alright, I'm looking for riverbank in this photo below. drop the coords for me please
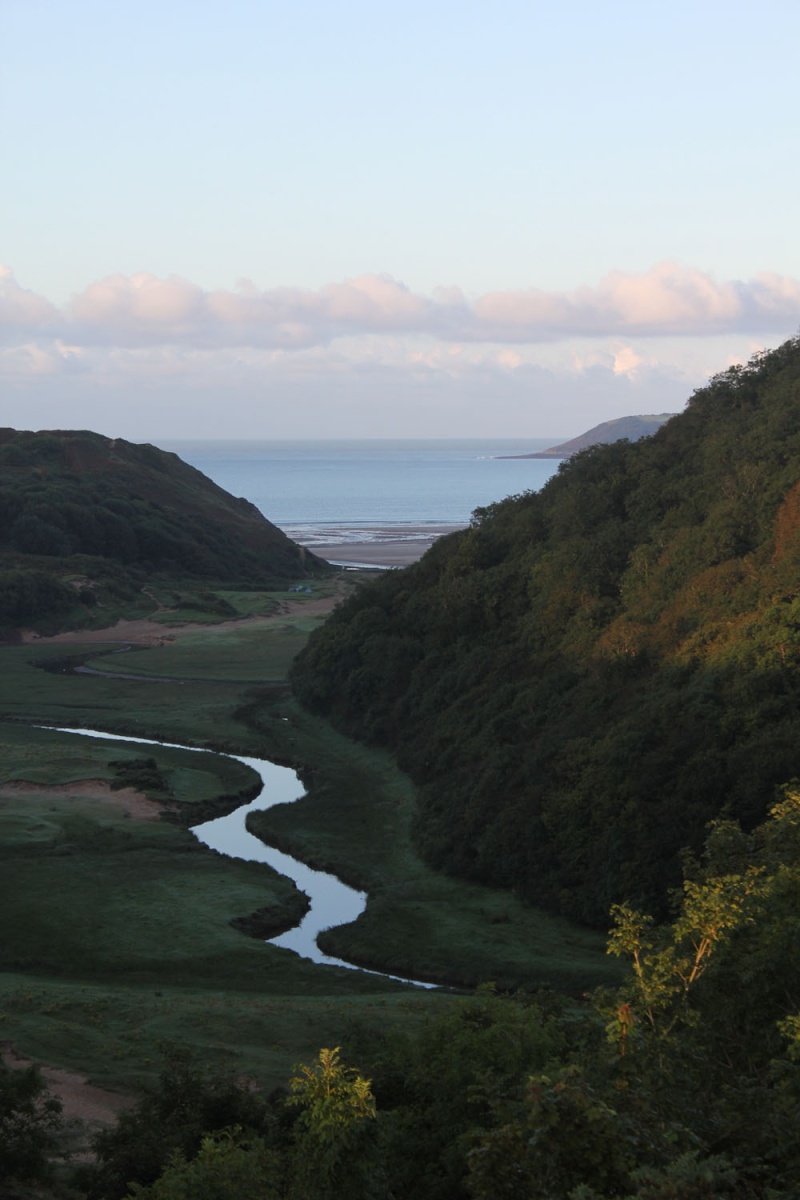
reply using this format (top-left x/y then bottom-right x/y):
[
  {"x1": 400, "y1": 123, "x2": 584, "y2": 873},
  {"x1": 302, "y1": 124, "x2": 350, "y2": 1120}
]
[{"x1": 0, "y1": 587, "x2": 618, "y2": 1102}]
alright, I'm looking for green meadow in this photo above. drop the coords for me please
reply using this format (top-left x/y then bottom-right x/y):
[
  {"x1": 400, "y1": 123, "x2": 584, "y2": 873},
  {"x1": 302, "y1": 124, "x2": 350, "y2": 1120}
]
[
  {"x1": 0, "y1": 586, "x2": 616, "y2": 1094},
  {"x1": 83, "y1": 618, "x2": 328, "y2": 682},
  {"x1": 247, "y1": 704, "x2": 614, "y2": 993}
]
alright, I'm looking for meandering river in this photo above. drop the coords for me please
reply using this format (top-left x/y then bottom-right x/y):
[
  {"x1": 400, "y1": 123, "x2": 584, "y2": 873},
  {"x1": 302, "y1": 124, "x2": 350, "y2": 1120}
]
[{"x1": 46, "y1": 726, "x2": 436, "y2": 989}]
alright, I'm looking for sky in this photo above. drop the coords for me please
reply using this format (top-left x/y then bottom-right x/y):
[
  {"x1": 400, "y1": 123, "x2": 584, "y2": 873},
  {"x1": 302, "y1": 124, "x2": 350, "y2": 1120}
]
[{"x1": 2, "y1": 0, "x2": 799, "y2": 441}]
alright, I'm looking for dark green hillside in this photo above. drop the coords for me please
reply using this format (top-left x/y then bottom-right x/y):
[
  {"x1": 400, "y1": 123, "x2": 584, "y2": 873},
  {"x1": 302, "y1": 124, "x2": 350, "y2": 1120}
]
[
  {"x1": 291, "y1": 336, "x2": 800, "y2": 925},
  {"x1": 0, "y1": 428, "x2": 331, "y2": 629}
]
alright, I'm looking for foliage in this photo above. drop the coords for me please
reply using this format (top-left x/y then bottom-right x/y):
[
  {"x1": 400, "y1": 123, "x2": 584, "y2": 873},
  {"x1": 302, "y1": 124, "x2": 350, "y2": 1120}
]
[
  {"x1": 291, "y1": 337, "x2": 800, "y2": 923},
  {"x1": 467, "y1": 1064, "x2": 640, "y2": 1200},
  {"x1": 108, "y1": 756, "x2": 172, "y2": 796},
  {"x1": 0, "y1": 1058, "x2": 62, "y2": 1188},
  {"x1": 287, "y1": 1046, "x2": 380, "y2": 1200},
  {"x1": 607, "y1": 863, "x2": 765, "y2": 1035},
  {"x1": 360, "y1": 986, "x2": 565, "y2": 1200},
  {"x1": 0, "y1": 567, "x2": 76, "y2": 629},
  {"x1": 126, "y1": 1128, "x2": 284, "y2": 1200},
  {"x1": 0, "y1": 428, "x2": 331, "y2": 630},
  {"x1": 606, "y1": 788, "x2": 800, "y2": 1049},
  {"x1": 288, "y1": 1045, "x2": 376, "y2": 1130},
  {"x1": 84, "y1": 1048, "x2": 272, "y2": 1199},
  {"x1": 29, "y1": 792, "x2": 800, "y2": 1199}
]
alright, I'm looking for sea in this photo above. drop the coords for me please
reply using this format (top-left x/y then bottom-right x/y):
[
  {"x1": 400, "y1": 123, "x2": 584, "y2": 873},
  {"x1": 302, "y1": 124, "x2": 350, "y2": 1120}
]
[{"x1": 158, "y1": 438, "x2": 563, "y2": 551}]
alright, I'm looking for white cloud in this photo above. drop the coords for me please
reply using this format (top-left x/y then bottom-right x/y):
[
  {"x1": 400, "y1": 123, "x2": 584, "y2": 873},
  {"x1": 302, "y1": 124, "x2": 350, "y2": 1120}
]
[
  {"x1": 610, "y1": 346, "x2": 652, "y2": 377},
  {"x1": 2, "y1": 262, "x2": 798, "y2": 351},
  {"x1": 0, "y1": 331, "x2": 694, "y2": 440},
  {"x1": 0, "y1": 266, "x2": 60, "y2": 338},
  {"x1": 2, "y1": 262, "x2": 796, "y2": 439}
]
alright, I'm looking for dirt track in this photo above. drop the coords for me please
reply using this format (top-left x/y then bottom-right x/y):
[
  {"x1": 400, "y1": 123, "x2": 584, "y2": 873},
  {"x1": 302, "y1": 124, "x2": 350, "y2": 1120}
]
[{"x1": 20, "y1": 590, "x2": 344, "y2": 648}]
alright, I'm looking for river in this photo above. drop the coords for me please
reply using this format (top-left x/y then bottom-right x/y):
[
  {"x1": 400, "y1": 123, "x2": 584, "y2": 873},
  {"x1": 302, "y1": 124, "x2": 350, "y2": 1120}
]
[{"x1": 45, "y1": 726, "x2": 436, "y2": 989}]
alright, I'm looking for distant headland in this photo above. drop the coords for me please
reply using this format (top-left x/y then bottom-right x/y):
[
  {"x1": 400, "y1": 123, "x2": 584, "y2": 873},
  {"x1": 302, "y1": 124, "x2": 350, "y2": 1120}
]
[{"x1": 499, "y1": 413, "x2": 677, "y2": 458}]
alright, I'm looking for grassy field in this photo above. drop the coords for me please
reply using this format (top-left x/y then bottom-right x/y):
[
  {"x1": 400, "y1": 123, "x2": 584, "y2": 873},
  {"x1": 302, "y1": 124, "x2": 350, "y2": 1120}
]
[
  {"x1": 0, "y1": 642, "x2": 271, "y2": 750},
  {"x1": 0, "y1": 971, "x2": 439, "y2": 1093},
  {"x1": 245, "y1": 701, "x2": 615, "y2": 993},
  {"x1": 82, "y1": 618, "x2": 327, "y2": 682},
  {"x1": 0, "y1": 784, "x2": 310, "y2": 984},
  {"x1": 0, "y1": 586, "x2": 617, "y2": 1094},
  {"x1": 0, "y1": 721, "x2": 256, "y2": 802}
]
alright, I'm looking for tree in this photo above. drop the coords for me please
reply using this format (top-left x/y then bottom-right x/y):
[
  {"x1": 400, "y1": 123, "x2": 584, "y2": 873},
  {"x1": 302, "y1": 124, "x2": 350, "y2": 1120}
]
[
  {"x1": 86, "y1": 1047, "x2": 270, "y2": 1199},
  {"x1": 607, "y1": 863, "x2": 765, "y2": 1038},
  {"x1": 287, "y1": 1047, "x2": 380, "y2": 1200},
  {"x1": 0, "y1": 1058, "x2": 63, "y2": 1188},
  {"x1": 127, "y1": 1127, "x2": 283, "y2": 1200}
]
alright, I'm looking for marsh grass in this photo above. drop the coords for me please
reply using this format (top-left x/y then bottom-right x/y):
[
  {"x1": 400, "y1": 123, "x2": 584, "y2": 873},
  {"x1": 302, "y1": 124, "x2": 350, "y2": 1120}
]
[
  {"x1": 0, "y1": 790, "x2": 309, "y2": 981},
  {"x1": 247, "y1": 700, "x2": 619, "y2": 993},
  {"x1": 0, "y1": 727, "x2": 420, "y2": 1090},
  {"x1": 82, "y1": 620, "x2": 326, "y2": 682},
  {"x1": 0, "y1": 973, "x2": 441, "y2": 1091},
  {"x1": 0, "y1": 722, "x2": 253, "y2": 805},
  {"x1": 0, "y1": 586, "x2": 614, "y2": 1093},
  {"x1": 0, "y1": 644, "x2": 269, "y2": 748}
]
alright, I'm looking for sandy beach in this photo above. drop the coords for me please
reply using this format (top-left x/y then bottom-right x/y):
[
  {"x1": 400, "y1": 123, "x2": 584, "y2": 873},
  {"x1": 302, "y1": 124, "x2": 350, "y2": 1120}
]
[{"x1": 303, "y1": 523, "x2": 465, "y2": 568}]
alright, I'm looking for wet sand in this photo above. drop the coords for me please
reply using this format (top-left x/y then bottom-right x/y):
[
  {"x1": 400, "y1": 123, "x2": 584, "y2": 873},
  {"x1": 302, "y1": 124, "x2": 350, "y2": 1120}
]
[{"x1": 305, "y1": 523, "x2": 465, "y2": 568}]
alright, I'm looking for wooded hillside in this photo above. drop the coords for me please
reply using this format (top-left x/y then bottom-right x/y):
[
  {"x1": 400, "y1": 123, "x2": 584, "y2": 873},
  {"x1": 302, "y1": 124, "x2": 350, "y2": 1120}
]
[
  {"x1": 292, "y1": 337, "x2": 800, "y2": 924},
  {"x1": 0, "y1": 428, "x2": 331, "y2": 630}
]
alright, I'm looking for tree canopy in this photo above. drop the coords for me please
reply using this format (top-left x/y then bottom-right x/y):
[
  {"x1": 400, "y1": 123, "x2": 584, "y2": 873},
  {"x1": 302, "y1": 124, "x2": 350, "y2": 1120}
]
[
  {"x1": 291, "y1": 337, "x2": 800, "y2": 924},
  {"x1": 0, "y1": 428, "x2": 331, "y2": 632}
]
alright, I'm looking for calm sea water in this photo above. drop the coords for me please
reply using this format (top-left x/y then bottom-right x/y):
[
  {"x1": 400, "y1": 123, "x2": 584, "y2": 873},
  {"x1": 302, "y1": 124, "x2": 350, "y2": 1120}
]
[{"x1": 158, "y1": 439, "x2": 562, "y2": 543}]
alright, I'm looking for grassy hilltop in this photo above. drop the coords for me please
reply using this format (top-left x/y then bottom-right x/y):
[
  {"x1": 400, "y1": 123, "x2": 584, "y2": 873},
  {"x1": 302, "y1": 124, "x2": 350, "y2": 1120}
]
[
  {"x1": 291, "y1": 336, "x2": 800, "y2": 924},
  {"x1": 0, "y1": 428, "x2": 331, "y2": 635}
]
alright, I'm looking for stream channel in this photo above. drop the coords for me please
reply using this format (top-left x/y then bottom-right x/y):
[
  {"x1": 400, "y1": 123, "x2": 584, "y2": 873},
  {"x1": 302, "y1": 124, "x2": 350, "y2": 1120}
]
[{"x1": 47, "y1": 726, "x2": 436, "y2": 989}]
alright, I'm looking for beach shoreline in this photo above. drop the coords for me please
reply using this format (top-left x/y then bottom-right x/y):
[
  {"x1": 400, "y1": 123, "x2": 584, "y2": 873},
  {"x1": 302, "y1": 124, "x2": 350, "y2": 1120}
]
[{"x1": 300, "y1": 522, "x2": 465, "y2": 568}]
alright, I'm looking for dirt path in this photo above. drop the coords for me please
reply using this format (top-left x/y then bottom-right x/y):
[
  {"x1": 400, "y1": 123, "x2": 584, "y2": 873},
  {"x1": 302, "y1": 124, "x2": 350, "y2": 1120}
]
[{"x1": 20, "y1": 587, "x2": 345, "y2": 648}]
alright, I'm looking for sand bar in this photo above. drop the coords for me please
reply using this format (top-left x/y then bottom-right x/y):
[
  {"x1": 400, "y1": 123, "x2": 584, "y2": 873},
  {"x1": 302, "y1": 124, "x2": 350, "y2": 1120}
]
[{"x1": 303, "y1": 522, "x2": 466, "y2": 568}]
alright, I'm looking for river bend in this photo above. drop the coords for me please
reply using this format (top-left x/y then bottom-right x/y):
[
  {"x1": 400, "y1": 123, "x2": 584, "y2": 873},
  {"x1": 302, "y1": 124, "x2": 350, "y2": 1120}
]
[{"x1": 45, "y1": 727, "x2": 435, "y2": 989}]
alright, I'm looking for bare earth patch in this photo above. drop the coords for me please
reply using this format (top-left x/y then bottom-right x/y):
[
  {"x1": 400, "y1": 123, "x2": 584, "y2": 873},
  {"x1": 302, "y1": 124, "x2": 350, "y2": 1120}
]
[
  {"x1": 2, "y1": 1042, "x2": 134, "y2": 1133},
  {"x1": 19, "y1": 589, "x2": 344, "y2": 648},
  {"x1": 0, "y1": 779, "x2": 166, "y2": 821}
]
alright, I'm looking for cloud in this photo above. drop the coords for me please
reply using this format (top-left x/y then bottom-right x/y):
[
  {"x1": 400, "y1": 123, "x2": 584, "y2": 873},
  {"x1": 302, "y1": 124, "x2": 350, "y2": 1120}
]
[
  {"x1": 0, "y1": 337, "x2": 693, "y2": 441},
  {"x1": 470, "y1": 264, "x2": 800, "y2": 340},
  {"x1": 2, "y1": 262, "x2": 796, "y2": 440},
  {"x1": 0, "y1": 338, "x2": 85, "y2": 376},
  {"x1": 2, "y1": 262, "x2": 798, "y2": 352},
  {"x1": 0, "y1": 265, "x2": 60, "y2": 337}
]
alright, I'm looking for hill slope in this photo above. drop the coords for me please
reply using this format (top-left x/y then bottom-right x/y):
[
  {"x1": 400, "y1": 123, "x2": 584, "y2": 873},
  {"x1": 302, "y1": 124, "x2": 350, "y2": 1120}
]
[
  {"x1": 0, "y1": 428, "x2": 331, "y2": 630},
  {"x1": 291, "y1": 338, "x2": 800, "y2": 924},
  {"x1": 503, "y1": 413, "x2": 676, "y2": 458}
]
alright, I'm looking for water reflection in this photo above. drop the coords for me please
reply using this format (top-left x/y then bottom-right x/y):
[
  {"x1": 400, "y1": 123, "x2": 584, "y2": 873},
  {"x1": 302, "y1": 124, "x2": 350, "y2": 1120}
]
[
  {"x1": 45, "y1": 727, "x2": 435, "y2": 988},
  {"x1": 191, "y1": 752, "x2": 368, "y2": 965}
]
